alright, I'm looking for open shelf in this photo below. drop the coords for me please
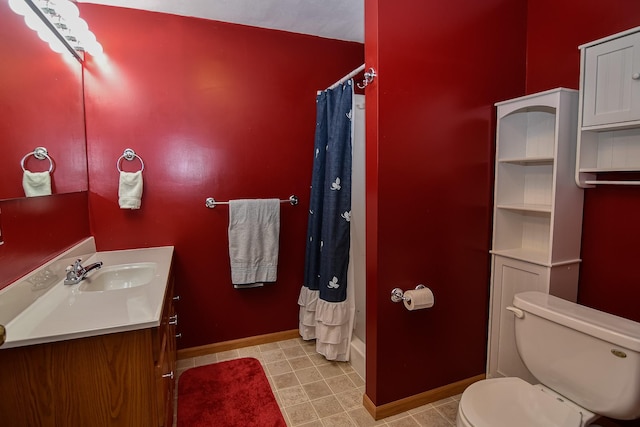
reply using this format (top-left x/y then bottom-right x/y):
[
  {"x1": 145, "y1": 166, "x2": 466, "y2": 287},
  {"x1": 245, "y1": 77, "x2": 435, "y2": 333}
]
[
  {"x1": 497, "y1": 106, "x2": 557, "y2": 160},
  {"x1": 577, "y1": 128, "x2": 640, "y2": 171},
  {"x1": 495, "y1": 162, "x2": 553, "y2": 208},
  {"x1": 493, "y1": 208, "x2": 551, "y2": 263},
  {"x1": 490, "y1": 248, "x2": 550, "y2": 266},
  {"x1": 496, "y1": 203, "x2": 552, "y2": 213},
  {"x1": 499, "y1": 157, "x2": 554, "y2": 166}
]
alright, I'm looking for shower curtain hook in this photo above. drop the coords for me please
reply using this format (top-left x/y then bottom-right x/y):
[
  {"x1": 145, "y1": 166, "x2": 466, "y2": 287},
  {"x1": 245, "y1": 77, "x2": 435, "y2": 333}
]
[{"x1": 357, "y1": 67, "x2": 377, "y2": 89}]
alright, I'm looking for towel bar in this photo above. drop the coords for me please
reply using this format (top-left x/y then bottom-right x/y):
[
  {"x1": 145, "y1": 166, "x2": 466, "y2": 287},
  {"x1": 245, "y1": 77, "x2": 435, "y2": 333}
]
[
  {"x1": 584, "y1": 180, "x2": 640, "y2": 186},
  {"x1": 205, "y1": 195, "x2": 298, "y2": 209}
]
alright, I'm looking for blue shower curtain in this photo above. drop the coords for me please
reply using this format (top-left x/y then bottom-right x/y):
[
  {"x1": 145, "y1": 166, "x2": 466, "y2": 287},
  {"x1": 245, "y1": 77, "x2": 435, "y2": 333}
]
[{"x1": 298, "y1": 80, "x2": 353, "y2": 361}]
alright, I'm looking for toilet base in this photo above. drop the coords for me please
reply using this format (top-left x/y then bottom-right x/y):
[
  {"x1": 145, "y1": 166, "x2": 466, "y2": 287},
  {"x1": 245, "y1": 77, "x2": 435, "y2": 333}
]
[{"x1": 456, "y1": 404, "x2": 472, "y2": 427}]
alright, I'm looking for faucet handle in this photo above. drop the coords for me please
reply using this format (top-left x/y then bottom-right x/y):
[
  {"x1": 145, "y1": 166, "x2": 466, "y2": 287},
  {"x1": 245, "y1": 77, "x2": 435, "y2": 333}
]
[{"x1": 64, "y1": 265, "x2": 76, "y2": 283}]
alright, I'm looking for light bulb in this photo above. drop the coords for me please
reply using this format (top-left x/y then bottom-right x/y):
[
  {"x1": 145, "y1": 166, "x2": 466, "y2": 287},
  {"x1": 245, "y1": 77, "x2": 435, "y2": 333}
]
[
  {"x1": 9, "y1": 0, "x2": 29, "y2": 16},
  {"x1": 86, "y1": 40, "x2": 103, "y2": 56},
  {"x1": 24, "y1": 13, "x2": 47, "y2": 32},
  {"x1": 55, "y1": 0, "x2": 79, "y2": 18},
  {"x1": 36, "y1": 25, "x2": 57, "y2": 43},
  {"x1": 48, "y1": 37, "x2": 67, "y2": 54},
  {"x1": 12, "y1": 0, "x2": 100, "y2": 61},
  {"x1": 66, "y1": 16, "x2": 89, "y2": 36},
  {"x1": 82, "y1": 30, "x2": 96, "y2": 44}
]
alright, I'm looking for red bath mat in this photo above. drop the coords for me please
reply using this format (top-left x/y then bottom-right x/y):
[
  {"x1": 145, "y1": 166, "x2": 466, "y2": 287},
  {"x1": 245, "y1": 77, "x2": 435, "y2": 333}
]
[{"x1": 177, "y1": 357, "x2": 286, "y2": 427}]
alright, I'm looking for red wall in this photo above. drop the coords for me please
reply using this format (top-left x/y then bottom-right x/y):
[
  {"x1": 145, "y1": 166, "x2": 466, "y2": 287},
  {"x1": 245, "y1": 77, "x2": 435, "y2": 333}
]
[
  {"x1": 80, "y1": 5, "x2": 363, "y2": 349},
  {"x1": 526, "y1": 1, "x2": 640, "y2": 322},
  {"x1": 365, "y1": 0, "x2": 527, "y2": 405}
]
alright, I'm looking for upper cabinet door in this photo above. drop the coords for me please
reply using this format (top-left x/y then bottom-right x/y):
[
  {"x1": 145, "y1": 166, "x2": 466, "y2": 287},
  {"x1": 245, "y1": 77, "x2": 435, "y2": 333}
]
[{"x1": 582, "y1": 31, "x2": 640, "y2": 128}]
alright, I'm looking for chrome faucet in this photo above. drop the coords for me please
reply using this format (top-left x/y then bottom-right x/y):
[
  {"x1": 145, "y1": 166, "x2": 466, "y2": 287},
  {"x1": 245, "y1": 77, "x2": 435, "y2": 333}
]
[{"x1": 64, "y1": 259, "x2": 103, "y2": 285}]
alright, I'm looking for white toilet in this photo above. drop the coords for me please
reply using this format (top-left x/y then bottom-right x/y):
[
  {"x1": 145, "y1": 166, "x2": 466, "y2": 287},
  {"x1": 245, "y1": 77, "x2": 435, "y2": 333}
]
[{"x1": 457, "y1": 291, "x2": 640, "y2": 427}]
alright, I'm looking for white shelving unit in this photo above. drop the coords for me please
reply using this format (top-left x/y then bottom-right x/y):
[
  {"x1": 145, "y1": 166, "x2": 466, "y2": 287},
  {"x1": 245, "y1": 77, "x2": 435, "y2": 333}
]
[
  {"x1": 576, "y1": 26, "x2": 640, "y2": 187},
  {"x1": 487, "y1": 88, "x2": 584, "y2": 383}
]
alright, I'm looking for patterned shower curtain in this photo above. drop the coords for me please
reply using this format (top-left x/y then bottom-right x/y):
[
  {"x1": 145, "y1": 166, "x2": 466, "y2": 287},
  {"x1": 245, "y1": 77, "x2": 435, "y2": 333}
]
[{"x1": 298, "y1": 80, "x2": 353, "y2": 361}]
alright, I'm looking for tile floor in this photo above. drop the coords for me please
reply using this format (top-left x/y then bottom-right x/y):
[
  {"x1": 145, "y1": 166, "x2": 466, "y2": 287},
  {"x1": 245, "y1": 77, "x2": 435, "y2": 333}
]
[{"x1": 174, "y1": 337, "x2": 461, "y2": 426}]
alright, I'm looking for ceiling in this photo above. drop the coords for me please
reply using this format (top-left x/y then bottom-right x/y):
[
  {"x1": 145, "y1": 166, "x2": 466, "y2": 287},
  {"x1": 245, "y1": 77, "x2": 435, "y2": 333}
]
[{"x1": 78, "y1": 0, "x2": 364, "y2": 43}]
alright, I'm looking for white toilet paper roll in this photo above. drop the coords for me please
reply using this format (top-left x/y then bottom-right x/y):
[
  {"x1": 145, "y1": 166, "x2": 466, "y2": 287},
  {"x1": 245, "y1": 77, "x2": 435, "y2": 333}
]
[{"x1": 403, "y1": 287, "x2": 434, "y2": 311}]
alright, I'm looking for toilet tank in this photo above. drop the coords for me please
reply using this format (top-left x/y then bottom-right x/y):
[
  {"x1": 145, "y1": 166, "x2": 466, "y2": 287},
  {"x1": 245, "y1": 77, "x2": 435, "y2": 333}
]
[{"x1": 512, "y1": 291, "x2": 640, "y2": 420}]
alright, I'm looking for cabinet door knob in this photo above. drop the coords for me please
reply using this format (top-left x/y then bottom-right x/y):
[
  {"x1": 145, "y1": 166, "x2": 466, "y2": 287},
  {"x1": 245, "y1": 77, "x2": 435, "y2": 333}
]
[
  {"x1": 173, "y1": 295, "x2": 181, "y2": 301},
  {"x1": 633, "y1": 72, "x2": 640, "y2": 80},
  {"x1": 175, "y1": 332, "x2": 182, "y2": 339},
  {"x1": 168, "y1": 315, "x2": 178, "y2": 325},
  {"x1": 162, "y1": 371, "x2": 174, "y2": 380}
]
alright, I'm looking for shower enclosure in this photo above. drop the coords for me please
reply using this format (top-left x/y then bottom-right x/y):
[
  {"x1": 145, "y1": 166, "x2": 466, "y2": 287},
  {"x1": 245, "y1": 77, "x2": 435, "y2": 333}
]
[{"x1": 350, "y1": 94, "x2": 366, "y2": 379}]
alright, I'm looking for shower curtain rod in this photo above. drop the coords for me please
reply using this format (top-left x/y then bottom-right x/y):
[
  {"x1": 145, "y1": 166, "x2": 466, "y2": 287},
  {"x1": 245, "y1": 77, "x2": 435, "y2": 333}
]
[{"x1": 324, "y1": 64, "x2": 365, "y2": 91}]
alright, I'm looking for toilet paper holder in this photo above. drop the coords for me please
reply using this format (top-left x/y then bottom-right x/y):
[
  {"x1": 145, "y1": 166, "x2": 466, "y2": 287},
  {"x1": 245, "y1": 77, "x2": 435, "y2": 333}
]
[{"x1": 391, "y1": 284, "x2": 426, "y2": 303}]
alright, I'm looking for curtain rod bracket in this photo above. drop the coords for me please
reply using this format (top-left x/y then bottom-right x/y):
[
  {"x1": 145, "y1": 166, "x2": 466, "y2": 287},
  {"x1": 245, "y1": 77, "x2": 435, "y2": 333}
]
[{"x1": 357, "y1": 68, "x2": 377, "y2": 89}]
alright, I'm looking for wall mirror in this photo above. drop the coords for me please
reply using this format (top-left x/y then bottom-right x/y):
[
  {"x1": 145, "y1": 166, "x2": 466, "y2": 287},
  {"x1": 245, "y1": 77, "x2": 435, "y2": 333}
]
[{"x1": 0, "y1": 0, "x2": 87, "y2": 200}]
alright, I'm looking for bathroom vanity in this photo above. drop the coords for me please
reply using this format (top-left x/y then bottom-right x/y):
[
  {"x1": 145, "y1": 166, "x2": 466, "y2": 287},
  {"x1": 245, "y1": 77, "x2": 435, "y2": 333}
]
[{"x1": 0, "y1": 239, "x2": 177, "y2": 427}]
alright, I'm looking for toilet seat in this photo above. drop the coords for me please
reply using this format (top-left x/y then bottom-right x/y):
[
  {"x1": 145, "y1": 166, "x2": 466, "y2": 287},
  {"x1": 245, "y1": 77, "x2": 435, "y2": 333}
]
[{"x1": 458, "y1": 377, "x2": 583, "y2": 427}]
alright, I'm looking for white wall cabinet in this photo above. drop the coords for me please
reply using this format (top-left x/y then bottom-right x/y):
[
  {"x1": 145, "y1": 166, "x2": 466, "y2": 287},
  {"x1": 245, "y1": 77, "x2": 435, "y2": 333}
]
[
  {"x1": 576, "y1": 26, "x2": 640, "y2": 187},
  {"x1": 487, "y1": 88, "x2": 584, "y2": 381}
]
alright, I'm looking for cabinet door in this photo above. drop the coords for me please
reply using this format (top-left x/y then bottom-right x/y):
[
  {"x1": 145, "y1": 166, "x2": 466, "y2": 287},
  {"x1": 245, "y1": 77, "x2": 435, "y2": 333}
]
[
  {"x1": 582, "y1": 32, "x2": 640, "y2": 127},
  {"x1": 487, "y1": 256, "x2": 548, "y2": 384}
]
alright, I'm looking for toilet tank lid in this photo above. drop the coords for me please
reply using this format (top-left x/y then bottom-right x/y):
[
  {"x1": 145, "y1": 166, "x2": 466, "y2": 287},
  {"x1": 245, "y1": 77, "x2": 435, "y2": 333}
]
[{"x1": 514, "y1": 292, "x2": 640, "y2": 352}]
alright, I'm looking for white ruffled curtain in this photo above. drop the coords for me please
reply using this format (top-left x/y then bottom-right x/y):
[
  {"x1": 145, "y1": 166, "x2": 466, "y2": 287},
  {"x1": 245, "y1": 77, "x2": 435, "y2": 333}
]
[
  {"x1": 298, "y1": 80, "x2": 354, "y2": 361},
  {"x1": 298, "y1": 284, "x2": 354, "y2": 360}
]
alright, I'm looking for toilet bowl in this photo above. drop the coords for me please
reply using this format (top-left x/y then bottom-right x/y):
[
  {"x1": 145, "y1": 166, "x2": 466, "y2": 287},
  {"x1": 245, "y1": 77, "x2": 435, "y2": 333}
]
[{"x1": 456, "y1": 291, "x2": 640, "y2": 427}]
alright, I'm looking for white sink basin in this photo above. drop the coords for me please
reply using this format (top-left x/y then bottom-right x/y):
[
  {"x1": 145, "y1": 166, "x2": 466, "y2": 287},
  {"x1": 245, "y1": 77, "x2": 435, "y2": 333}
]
[
  {"x1": 1, "y1": 239, "x2": 174, "y2": 349},
  {"x1": 78, "y1": 263, "x2": 157, "y2": 292}
]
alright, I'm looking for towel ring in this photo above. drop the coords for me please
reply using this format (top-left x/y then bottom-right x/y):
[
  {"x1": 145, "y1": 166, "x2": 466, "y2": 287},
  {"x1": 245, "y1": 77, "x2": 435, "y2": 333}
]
[
  {"x1": 116, "y1": 148, "x2": 145, "y2": 172},
  {"x1": 21, "y1": 147, "x2": 54, "y2": 173}
]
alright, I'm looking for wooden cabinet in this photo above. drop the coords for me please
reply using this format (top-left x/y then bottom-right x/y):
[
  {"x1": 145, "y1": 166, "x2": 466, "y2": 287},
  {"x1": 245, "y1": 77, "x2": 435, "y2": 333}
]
[
  {"x1": 156, "y1": 275, "x2": 178, "y2": 427},
  {"x1": 487, "y1": 88, "x2": 584, "y2": 381},
  {"x1": 576, "y1": 26, "x2": 640, "y2": 187},
  {"x1": 0, "y1": 274, "x2": 177, "y2": 426}
]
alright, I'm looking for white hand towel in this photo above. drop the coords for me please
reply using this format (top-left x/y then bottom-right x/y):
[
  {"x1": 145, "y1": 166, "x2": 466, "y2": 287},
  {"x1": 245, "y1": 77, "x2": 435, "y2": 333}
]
[
  {"x1": 228, "y1": 199, "x2": 280, "y2": 287},
  {"x1": 22, "y1": 171, "x2": 52, "y2": 197},
  {"x1": 118, "y1": 171, "x2": 143, "y2": 209}
]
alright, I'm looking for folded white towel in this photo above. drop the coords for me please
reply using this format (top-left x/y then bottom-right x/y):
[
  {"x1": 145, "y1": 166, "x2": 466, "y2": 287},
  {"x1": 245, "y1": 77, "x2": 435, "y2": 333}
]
[
  {"x1": 228, "y1": 199, "x2": 280, "y2": 287},
  {"x1": 118, "y1": 171, "x2": 143, "y2": 209},
  {"x1": 22, "y1": 171, "x2": 52, "y2": 197}
]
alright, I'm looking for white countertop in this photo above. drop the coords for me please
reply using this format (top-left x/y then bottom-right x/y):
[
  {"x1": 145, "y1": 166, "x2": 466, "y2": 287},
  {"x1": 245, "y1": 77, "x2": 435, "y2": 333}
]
[{"x1": 0, "y1": 238, "x2": 174, "y2": 349}]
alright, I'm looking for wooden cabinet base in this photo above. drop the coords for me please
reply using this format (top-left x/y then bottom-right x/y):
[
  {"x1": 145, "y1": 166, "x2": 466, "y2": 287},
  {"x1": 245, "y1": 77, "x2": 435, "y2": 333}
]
[
  {"x1": 0, "y1": 329, "x2": 168, "y2": 426},
  {"x1": 0, "y1": 268, "x2": 176, "y2": 427}
]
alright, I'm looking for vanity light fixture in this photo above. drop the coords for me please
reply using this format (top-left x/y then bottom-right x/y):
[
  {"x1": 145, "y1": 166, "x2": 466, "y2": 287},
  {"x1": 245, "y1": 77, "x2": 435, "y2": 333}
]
[{"x1": 8, "y1": 0, "x2": 102, "y2": 62}]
